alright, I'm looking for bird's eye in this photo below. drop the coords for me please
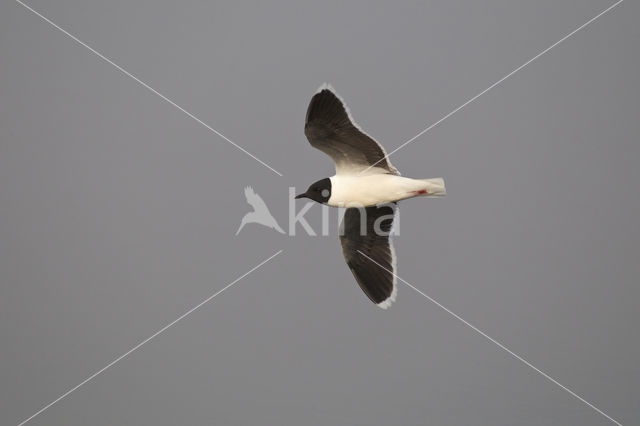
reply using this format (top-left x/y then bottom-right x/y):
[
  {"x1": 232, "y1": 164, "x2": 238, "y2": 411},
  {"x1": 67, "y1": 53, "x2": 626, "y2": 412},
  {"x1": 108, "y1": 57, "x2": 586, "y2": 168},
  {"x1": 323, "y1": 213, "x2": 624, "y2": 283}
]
[{"x1": 321, "y1": 189, "x2": 330, "y2": 197}]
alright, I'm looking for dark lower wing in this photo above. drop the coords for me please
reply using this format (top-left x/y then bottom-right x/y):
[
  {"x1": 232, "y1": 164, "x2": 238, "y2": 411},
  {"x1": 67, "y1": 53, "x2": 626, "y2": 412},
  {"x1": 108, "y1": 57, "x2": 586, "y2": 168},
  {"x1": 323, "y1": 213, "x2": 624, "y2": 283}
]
[{"x1": 339, "y1": 204, "x2": 397, "y2": 309}]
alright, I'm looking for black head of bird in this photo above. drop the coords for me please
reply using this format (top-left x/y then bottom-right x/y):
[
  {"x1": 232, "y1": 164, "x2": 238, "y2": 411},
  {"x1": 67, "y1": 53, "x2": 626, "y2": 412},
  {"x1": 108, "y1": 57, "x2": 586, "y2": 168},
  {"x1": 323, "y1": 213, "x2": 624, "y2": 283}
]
[{"x1": 295, "y1": 177, "x2": 331, "y2": 204}]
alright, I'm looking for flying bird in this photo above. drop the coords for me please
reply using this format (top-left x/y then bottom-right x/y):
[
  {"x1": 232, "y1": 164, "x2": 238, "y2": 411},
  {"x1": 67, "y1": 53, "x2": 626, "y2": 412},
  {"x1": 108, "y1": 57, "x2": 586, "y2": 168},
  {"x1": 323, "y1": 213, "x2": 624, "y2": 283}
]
[
  {"x1": 236, "y1": 186, "x2": 285, "y2": 235},
  {"x1": 295, "y1": 84, "x2": 446, "y2": 309}
]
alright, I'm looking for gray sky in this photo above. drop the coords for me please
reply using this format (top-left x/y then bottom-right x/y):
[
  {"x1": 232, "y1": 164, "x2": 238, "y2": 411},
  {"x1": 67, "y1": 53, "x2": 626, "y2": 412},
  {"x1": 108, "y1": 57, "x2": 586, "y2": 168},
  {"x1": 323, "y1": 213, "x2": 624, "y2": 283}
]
[{"x1": 1, "y1": 1, "x2": 638, "y2": 425}]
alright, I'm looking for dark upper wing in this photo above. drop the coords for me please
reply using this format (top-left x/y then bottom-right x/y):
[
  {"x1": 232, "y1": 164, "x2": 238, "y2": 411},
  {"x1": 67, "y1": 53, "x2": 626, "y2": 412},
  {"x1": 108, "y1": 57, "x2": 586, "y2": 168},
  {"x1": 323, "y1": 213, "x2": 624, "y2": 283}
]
[
  {"x1": 339, "y1": 203, "x2": 398, "y2": 309},
  {"x1": 304, "y1": 85, "x2": 399, "y2": 175}
]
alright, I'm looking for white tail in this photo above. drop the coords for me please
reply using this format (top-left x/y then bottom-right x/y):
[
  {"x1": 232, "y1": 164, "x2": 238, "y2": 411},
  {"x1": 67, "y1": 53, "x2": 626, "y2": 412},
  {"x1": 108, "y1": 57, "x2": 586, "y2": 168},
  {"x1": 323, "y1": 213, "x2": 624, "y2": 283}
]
[{"x1": 421, "y1": 177, "x2": 446, "y2": 197}]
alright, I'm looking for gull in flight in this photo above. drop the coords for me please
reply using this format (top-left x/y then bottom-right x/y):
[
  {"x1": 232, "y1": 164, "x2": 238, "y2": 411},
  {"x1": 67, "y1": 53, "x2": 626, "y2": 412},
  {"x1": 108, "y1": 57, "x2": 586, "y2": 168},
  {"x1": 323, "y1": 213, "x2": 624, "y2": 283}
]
[{"x1": 295, "y1": 84, "x2": 446, "y2": 309}]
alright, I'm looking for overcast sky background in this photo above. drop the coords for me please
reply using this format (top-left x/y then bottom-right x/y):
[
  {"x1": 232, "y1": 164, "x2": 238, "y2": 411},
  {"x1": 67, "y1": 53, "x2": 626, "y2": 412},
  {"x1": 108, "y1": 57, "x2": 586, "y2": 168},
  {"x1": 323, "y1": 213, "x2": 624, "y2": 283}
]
[{"x1": 1, "y1": 0, "x2": 638, "y2": 425}]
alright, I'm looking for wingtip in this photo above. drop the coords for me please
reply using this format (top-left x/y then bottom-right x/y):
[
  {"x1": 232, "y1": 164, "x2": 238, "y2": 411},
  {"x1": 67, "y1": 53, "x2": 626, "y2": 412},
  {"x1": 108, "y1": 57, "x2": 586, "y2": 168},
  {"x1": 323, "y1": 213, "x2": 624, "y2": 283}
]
[
  {"x1": 315, "y1": 82, "x2": 336, "y2": 94},
  {"x1": 376, "y1": 283, "x2": 398, "y2": 310},
  {"x1": 311, "y1": 83, "x2": 365, "y2": 132}
]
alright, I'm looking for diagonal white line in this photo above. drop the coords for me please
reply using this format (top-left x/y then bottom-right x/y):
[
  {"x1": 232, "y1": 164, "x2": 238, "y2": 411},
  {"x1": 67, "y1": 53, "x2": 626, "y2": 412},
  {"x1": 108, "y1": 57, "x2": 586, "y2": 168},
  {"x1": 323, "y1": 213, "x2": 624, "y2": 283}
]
[
  {"x1": 16, "y1": 249, "x2": 283, "y2": 426},
  {"x1": 15, "y1": 0, "x2": 283, "y2": 177},
  {"x1": 362, "y1": 0, "x2": 624, "y2": 174},
  {"x1": 357, "y1": 250, "x2": 623, "y2": 426}
]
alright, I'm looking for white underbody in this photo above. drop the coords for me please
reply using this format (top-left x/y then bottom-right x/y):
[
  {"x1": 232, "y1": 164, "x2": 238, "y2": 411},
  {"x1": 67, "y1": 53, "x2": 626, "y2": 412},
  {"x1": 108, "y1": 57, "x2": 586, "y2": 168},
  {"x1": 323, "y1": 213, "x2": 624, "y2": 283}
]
[{"x1": 328, "y1": 173, "x2": 445, "y2": 207}]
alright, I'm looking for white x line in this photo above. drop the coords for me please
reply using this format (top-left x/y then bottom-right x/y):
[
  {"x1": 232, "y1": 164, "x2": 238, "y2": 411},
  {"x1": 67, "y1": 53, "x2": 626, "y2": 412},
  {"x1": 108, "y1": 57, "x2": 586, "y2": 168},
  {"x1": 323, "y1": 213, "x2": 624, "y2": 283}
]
[
  {"x1": 362, "y1": 0, "x2": 625, "y2": 174},
  {"x1": 15, "y1": 0, "x2": 284, "y2": 177},
  {"x1": 357, "y1": 250, "x2": 624, "y2": 426},
  {"x1": 16, "y1": 250, "x2": 283, "y2": 426}
]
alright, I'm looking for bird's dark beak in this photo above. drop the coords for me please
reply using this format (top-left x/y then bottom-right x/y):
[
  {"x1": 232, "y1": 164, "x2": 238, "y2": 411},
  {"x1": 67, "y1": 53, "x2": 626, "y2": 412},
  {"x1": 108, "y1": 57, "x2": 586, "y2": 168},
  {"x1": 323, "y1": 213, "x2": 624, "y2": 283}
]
[{"x1": 295, "y1": 193, "x2": 307, "y2": 200}]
